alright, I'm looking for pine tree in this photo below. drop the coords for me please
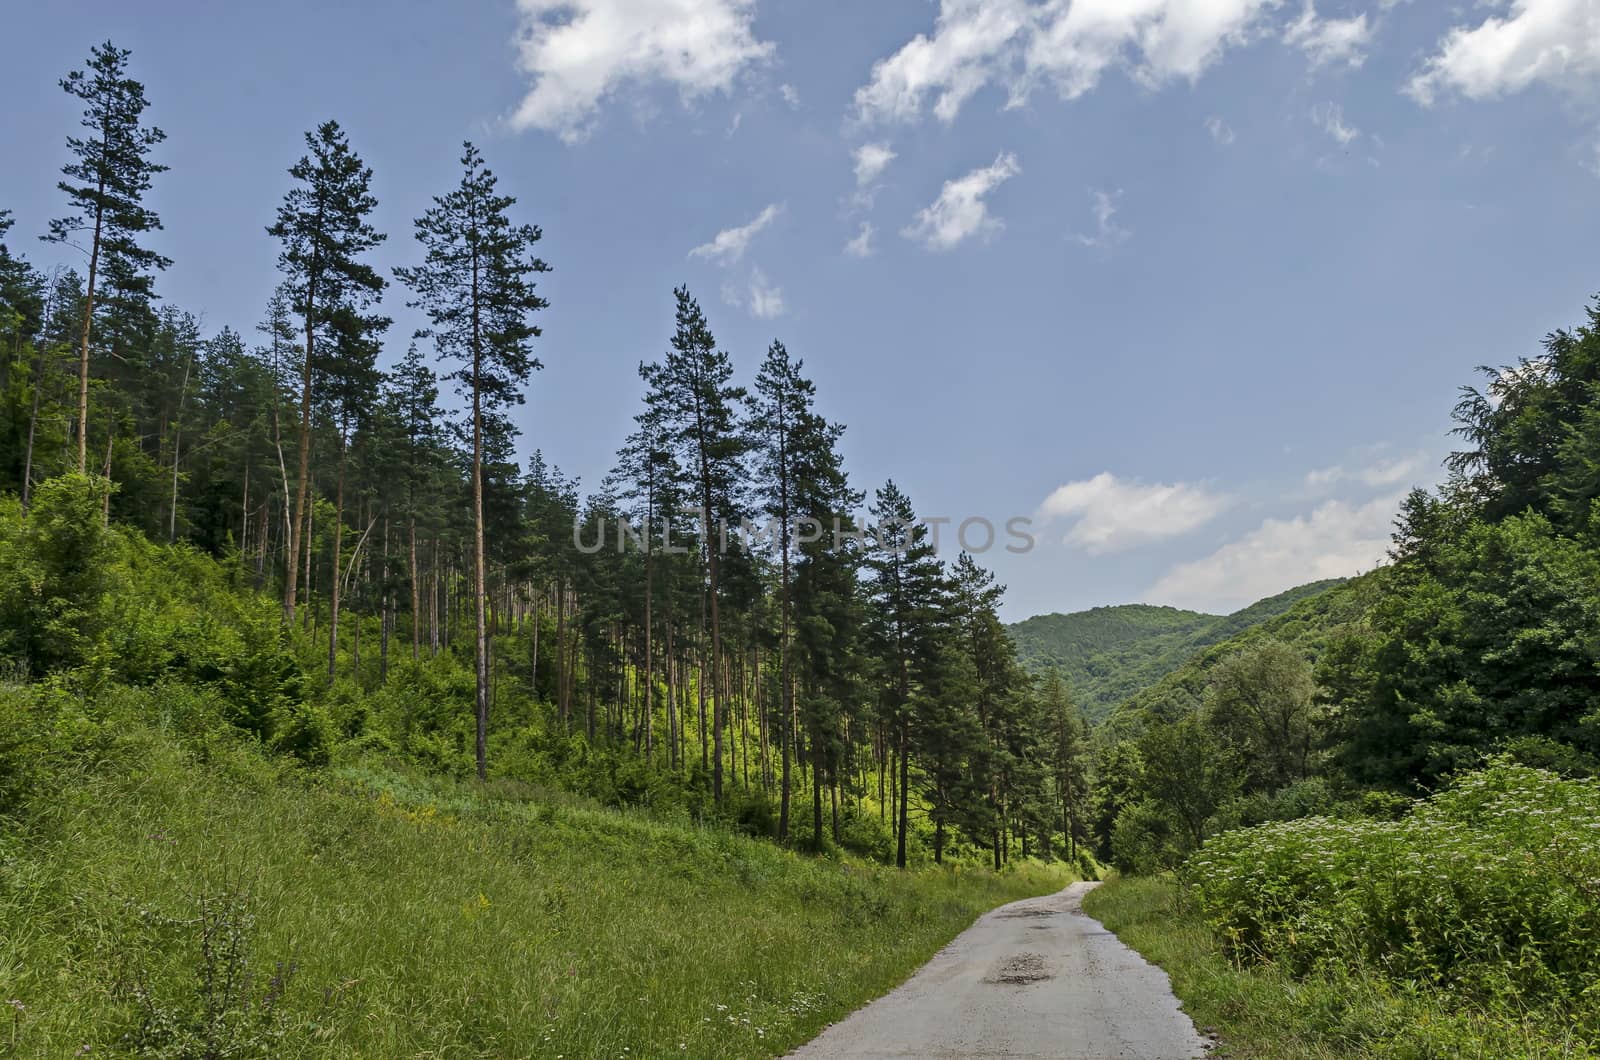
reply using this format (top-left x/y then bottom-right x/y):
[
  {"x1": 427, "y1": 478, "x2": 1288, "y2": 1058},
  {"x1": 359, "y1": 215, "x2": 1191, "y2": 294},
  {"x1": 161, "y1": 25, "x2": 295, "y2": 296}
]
[
  {"x1": 46, "y1": 41, "x2": 170, "y2": 473},
  {"x1": 864, "y1": 480, "x2": 948, "y2": 867},
  {"x1": 613, "y1": 396, "x2": 682, "y2": 762},
  {"x1": 267, "y1": 120, "x2": 386, "y2": 624},
  {"x1": 386, "y1": 344, "x2": 447, "y2": 661},
  {"x1": 640, "y1": 288, "x2": 747, "y2": 801},
  {"x1": 317, "y1": 305, "x2": 386, "y2": 676},
  {"x1": 396, "y1": 141, "x2": 550, "y2": 781},
  {"x1": 1038, "y1": 669, "x2": 1088, "y2": 859}
]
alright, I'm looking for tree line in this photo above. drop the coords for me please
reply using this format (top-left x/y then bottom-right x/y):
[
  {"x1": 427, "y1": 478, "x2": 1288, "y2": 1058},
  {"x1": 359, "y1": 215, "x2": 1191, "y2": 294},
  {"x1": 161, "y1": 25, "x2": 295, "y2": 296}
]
[
  {"x1": 1088, "y1": 293, "x2": 1600, "y2": 872},
  {"x1": 0, "y1": 40, "x2": 1093, "y2": 868}
]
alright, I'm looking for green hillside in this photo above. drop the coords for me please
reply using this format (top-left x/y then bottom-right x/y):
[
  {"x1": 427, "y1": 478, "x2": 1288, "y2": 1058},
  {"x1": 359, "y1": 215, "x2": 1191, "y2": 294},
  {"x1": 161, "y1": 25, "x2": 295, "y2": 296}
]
[
  {"x1": 1008, "y1": 580, "x2": 1343, "y2": 720},
  {"x1": 1098, "y1": 574, "x2": 1373, "y2": 739},
  {"x1": 0, "y1": 688, "x2": 1074, "y2": 1057}
]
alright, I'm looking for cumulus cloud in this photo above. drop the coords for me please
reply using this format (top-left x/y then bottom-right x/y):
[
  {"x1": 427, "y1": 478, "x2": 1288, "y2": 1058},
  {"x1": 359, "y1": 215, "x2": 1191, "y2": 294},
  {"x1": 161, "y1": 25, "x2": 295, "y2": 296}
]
[
  {"x1": 510, "y1": 0, "x2": 774, "y2": 141},
  {"x1": 1408, "y1": 0, "x2": 1600, "y2": 106},
  {"x1": 844, "y1": 221, "x2": 876, "y2": 257},
  {"x1": 1205, "y1": 115, "x2": 1236, "y2": 144},
  {"x1": 854, "y1": 141, "x2": 898, "y2": 186},
  {"x1": 1144, "y1": 494, "x2": 1400, "y2": 612},
  {"x1": 1073, "y1": 188, "x2": 1130, "y2": 248},
  {"x1": 722, "y1": 267, "x2": 786, "y2": 318},
  {"x1": 853, "y1": 0, "x2": 1034, "y2": 124},
  {"x1": 1312, "y1": 101, "x2": 1360, "y2": 144},
  {"x1": 902, "y1": 152, "x2": 1021, "y2": 250},
  {"x1": 852, "y1": 0, "x2": 1280, "y2": 126},
  {"x1": 1284, "y1": 3, "x2": 1372, "y2": 70},
  {"x1": 689, "y1": 203, "x2": 782, "y2": 264},
  {"x1": 1036, "y1": 472, "x2": 1231, "y2": 555},
  {"x1": 779, "y1": 82, "x2": 801, "y2": 108}
]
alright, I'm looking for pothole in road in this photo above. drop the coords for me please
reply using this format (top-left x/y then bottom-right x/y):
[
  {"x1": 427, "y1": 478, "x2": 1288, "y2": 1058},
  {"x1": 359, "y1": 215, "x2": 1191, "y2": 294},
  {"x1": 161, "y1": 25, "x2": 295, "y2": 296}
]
[
  {"x1": 998, "y1": 907, "x2": 1057, "y2": 919},
  {"x1": 990, "y1": 952, "x2": 1053, "y2": 984}
]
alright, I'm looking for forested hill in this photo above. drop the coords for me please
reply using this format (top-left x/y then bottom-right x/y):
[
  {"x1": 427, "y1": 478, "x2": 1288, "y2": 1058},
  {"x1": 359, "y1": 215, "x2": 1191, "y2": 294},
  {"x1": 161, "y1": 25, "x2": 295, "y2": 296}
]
[
  {"x1": 1007, "y1": 580, "x2": 1343, "y2": 720},
  {"x1": 1097, "y1": 575, "x2": 1370, "y2": 738}
]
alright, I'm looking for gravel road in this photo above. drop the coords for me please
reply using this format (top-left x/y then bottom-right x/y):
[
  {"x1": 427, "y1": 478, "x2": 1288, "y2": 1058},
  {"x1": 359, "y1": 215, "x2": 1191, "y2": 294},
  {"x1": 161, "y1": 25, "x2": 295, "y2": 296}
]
[{"x1": 787, "y1": 881, "x2": 1208, "y2": 1059}]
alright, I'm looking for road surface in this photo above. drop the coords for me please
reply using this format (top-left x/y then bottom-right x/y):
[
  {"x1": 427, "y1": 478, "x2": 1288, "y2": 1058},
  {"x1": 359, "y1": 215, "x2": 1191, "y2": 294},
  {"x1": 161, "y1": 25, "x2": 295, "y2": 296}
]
[{"x1": 788, "y1": 881, "x2": 1208, "y2": 1059}]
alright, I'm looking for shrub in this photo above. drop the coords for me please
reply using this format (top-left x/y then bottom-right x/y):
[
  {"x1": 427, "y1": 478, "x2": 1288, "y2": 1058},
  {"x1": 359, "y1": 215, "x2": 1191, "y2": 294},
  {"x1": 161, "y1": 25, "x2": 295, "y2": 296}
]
[{"x1": 1186, "y1": 760, "x2": 1600, "y2": 1040}]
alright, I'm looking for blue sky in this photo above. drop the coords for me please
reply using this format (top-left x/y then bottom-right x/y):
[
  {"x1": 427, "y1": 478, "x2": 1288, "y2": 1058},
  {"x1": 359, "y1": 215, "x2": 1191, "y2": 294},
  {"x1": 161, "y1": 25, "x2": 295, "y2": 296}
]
[{"x1": 6, "y1": 0, "x2": 1600, "y2": 620}]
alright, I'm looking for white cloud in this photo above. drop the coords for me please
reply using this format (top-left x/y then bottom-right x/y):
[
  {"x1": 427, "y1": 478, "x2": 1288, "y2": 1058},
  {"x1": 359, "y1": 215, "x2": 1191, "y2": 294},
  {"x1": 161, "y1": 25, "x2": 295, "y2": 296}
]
[
  {"x1": 689, "y1": 203, "x2": 782, "y2": 264},
  {"x1": 844, "y1": 221, "x2": 876, "y2": 257},
  {"x1": 1144, "y1": 494, "x2": 1400, "y2": 611},
  {"x1": 852, "y1": 0, "x2": 1281, "y2": 126},
  {"x1": 853, "y1": 0, "x2": 1034, "y2": 124},
  {"x1": 1205, "y1": 115, "x2": 1237, "y2": 144},
  {"x1": 1303, "y1": 452, "x2": 1428, "y2": 493},
  {"x1": 1073, "y1": 188, "x2": 1130, "y2": 248},
  {"x1": 722, "y1": 267, "x2": 786, "y2": 318},
  {"x1": 746, "y1": 268, "x2": 786, "y2": 318},
  {"x1": 780, "y1": 82, "x2": 801, "y2": 108},
  {"x1": 1408, "y1": 0, "x2": 1600, "y2": 106},
  {"x1": 1036, "y1": 472, "x2": 1231, "y2": 554},
  {"x1": 1025, "y1": 0, "x2": 1280, "y2": 100},
  {"x1": 902, "y1": 152, "x2": 1021, "y2": 250},
  {"x1": 1284, "y1": 3, "x2": 1372, "y2": 70},
  {"x1": 510, "y1": 0, "x2": 774, "y2": 141},
  {"x1": 854, "y1": 141, "x2": 898, "y2": 186},
  {"x1": 1312, "y1": 101, "x2": 1360, "y2": 144}
]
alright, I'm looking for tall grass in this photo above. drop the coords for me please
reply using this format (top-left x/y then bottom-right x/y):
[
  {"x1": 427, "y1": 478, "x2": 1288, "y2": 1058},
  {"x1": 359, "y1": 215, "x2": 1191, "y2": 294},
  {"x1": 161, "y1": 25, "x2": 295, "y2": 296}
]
[{"x1": 0, "y1": 685, "x2": 1073, "y2": 1058}]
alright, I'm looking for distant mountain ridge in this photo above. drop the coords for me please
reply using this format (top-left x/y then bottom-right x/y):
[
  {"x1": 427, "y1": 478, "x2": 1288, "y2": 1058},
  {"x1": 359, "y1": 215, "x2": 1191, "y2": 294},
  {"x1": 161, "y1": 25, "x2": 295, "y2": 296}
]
[{"x1": 1008, "y1": 580, "x2": 1345, "y2": 721}]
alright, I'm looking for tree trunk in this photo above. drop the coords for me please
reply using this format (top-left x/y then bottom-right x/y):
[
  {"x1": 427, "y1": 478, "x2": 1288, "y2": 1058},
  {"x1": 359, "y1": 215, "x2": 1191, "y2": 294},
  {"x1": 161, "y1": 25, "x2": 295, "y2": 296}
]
[
  {"x1": 74, "y1": 194, "x2": 104, "y2": 473},
  {"x1": 470, "y1": 268, "x2": 490, "y2": 782},
  {"x1": 328, "y1": 424, "x2": 347, "y2": 677},
  {"x1": 896, "y1": 719, "x2": 910, "y2": 869},
  {"x1": 285, "y1": 296, "x2": 316, "y2": 622},
  {"x1": 21, "y1": 343, "x2": 46, "y2": 513},
  {"x1": 408, "y1": 517, "x2": 420, "y2": 660}
]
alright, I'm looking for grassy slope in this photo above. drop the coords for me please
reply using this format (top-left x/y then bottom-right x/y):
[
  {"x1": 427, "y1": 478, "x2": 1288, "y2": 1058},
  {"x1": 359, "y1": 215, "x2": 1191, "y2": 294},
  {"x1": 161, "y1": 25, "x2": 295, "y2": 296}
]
[
  {"x1": 1083, "y1": 876, "x2": 1595, "y2": 1059},
  {"x1": 2, "y1": 718, "x2": 1074, "y2": 1059},
  {"x1": 1008, "y1": 580, "x2": 1344, "y2": 722}
]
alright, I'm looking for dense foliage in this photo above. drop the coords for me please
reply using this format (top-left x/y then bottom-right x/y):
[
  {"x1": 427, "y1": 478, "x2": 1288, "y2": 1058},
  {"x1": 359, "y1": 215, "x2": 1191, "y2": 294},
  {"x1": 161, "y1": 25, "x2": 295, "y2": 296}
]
[
  {"x1": 0, "y1": 41, "x2": 1095, "y2": 872},
  {"x1": 1185, "y1": 762, "x2": 1600, "y2": 1050}
]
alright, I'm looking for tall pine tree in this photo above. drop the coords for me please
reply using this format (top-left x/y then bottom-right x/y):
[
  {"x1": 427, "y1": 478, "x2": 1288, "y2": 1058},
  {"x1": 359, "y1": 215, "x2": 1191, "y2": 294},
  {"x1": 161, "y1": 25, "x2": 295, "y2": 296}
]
[
  {"x1": 46, "y1": 41, "x2": 170, "y2": 473},
  {"x1": 396, "y1": 141, "x2": 550, "y2": 781},
  {"x1": 267, "y1": 120, "x2": 386, "y2": 623}
]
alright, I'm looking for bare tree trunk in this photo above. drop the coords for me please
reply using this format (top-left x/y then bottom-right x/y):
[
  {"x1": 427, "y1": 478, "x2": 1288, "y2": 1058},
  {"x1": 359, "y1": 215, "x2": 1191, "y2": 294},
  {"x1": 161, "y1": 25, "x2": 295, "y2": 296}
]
[
  {"x1": 897, "y1": 720, "x2": 910, "y2": 869},
  {"x1": 74, "y1": 196, "x2": 104, "y2": 473},
  {"x1": 379, "y1": 514, "x2": 390, "y2": 683},
  {"x1": 100, "y1": 427, "x2": 113, "y2": 525},
  {"x1": 429, "y1": 537, "x2": 440, "y2": 657},
  {"x1": 21, "y1": 343, "x2": 47, "y2": 513},
  {"x1": 409, "y1": 516, "x2": 420, "y2": 660},
  {"x1": 470, "y1": 267, "x2": 491, "y2": 781},
  {"x1": 328, "y1": 424, "x2": 347, "y2": 677},
  {"x1": 285, "y1": 303, "x2": 316, "y2": 623}
]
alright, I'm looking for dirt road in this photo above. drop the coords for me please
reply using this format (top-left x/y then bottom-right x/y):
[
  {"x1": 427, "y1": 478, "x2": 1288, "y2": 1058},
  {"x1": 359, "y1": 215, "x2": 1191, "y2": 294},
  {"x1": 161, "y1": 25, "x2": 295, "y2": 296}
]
[{"x1": 787, "y1": 881, "x2": 1207, "y2": 1059}]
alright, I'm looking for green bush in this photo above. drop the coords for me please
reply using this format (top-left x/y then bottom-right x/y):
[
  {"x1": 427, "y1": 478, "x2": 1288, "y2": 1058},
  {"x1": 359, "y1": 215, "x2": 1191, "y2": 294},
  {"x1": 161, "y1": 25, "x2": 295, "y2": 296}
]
[
  {"x1": 0, "y1": 476, "x2": 116, "y2": 674},
  {"x1": 1186, "y1": 760, "x2": 1600, "y2": 1041}
]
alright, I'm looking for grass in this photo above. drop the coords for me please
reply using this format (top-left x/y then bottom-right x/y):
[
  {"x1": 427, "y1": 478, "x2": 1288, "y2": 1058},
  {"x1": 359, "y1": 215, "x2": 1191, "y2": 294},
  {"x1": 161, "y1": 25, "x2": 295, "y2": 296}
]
[
  {"x1": 1, "y1": 716, "x2": 1075, "y2": 1058},
  {"x1": 1083, "y1": 875, "x2": 1599, "y2": 1059}
]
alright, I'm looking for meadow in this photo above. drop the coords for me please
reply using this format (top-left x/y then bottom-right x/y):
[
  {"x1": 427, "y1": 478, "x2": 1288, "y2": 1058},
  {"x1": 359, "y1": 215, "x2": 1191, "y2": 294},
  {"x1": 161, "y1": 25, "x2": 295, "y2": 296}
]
[{"x1": 0, "y1": 681, "x2": 1075, "y2": 1059}]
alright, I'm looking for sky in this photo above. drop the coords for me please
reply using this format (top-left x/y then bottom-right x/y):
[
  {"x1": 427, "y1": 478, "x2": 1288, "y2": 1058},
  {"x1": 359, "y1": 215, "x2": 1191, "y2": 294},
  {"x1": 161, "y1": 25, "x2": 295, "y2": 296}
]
[{"x1": 5, "y1": 0, "x2": 1600, "y2": 621}]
